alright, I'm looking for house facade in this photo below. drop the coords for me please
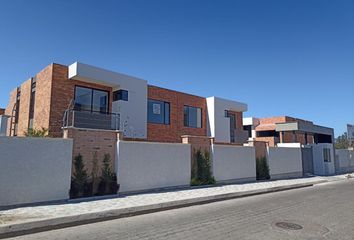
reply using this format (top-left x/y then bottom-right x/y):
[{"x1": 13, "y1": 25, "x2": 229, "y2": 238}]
[
  {"x1": 3, "y1": 62, "x2": 248, "y2": 145},
  {"x1": 243, "y1": 116, "x2": 334, "y2": 147}
]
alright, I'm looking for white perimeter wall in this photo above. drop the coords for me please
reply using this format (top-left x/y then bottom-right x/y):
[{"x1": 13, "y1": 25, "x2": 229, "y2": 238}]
[
  {"x1": 0, "y1": 137, "x2": 73, "y2": 207},
  {"x1": 267, "y1": 146, "x2": 303, "y2": 179},
  {"x1": 117, "y1": 141, "x2": 191, "y2": 193},
  {"x1": 212, "y1": 145, "x2": 256, "y2": 183},
  {"x1": 335, "y1": 149, "x2": 354, "y2": 173},
  {"x1": 311, "y1": 143, "x2": 335, "y2": 175}
]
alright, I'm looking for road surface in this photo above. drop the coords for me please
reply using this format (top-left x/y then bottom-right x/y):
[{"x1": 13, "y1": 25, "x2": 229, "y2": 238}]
[{"x1": 8, "y1": 180, "x2": 354, "y2": 240}]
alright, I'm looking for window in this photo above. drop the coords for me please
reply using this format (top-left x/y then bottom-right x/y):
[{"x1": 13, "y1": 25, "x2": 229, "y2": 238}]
[
  {"x1": 257, "y1": 130, "x2": 279, "y2": 137},
  {"x1": 74, "y1": 86, "x2": 109, "y2": 113},
  {"x1": 28, "y1": 77, "x2": 36, "y2": 129},
  {"x1": 147, "y1": 99, "x2": 170, "y2": 124},
  {"x1": 323, "y1": 148, "x2": 331, "y2": 162},
  {"x1": 184, "y1": 106, "x2": 202, "y2": 128},
  {"x1": 113, "y1": 89, "x2": 128, "y2": 101}
]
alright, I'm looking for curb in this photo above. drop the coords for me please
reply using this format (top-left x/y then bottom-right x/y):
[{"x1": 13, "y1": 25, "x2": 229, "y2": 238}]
[{"x1": 0, "y1": 180, "x2": 326, "y2": 239}]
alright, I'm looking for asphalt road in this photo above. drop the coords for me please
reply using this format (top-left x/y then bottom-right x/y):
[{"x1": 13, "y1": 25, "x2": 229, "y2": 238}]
[{"x1": 8, "y1": 180, "x2": 354, "y2": 240}]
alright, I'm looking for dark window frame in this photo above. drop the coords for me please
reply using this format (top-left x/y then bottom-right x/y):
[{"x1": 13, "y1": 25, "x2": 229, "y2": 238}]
[
  {"x1": 147, "y1": 99, "x2": 170, "y2": 125},
  {"x1": 74, "y1": 85, "x2": 110, "y2": 114},
  {"x1": 113, "y1": 89, "x2": 128, "y2": 101},
  {"x1": 183, "y1": 105, "x2": 202, "y2": 128}
]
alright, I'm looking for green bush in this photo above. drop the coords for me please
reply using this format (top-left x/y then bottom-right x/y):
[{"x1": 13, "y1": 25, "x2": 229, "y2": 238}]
[
  {"x1": 97, "y1": 154, "x2": 119, "y2": 195},
  {"x1": 256, "y1": 157, "x2": 270, "y2": 180},
  {"x1": 70, "y1": 154, "x2": 91, "y2": 198},
  {"x1": 24, "y1": 127, "x2": 48, "y2": 137},
  {"x1": 191, "y1": 149, "x2": 215, "y2": 186}
]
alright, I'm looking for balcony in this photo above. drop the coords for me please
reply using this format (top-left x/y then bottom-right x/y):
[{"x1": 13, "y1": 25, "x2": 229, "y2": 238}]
[
  {"x1": 63, "y1": 110, "x2": 120, "y2": 131},
  {"x1": 231, "y1": 129, "x2": 249, "y2": 144}
]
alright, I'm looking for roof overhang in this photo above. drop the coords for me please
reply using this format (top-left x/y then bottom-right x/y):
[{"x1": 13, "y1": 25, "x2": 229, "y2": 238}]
[
  {"x1": 68, "y1": 62, "x2": 147, "y2": 88},
  {"x1": 275, "y1": 122, "x2": 334, "y2": 136}
]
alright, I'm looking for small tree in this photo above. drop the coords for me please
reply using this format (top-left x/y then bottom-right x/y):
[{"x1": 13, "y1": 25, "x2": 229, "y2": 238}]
[
  {"x1": 70, "y1": 154, "x2": 90, "y2": 198},
  {"x1": 97, "y1": 154, "x2": 119, "y2": 195},
  {"x1": 335, "y1": 132, "x2": 352, "y2": 149},
  {"x1": 191, "y1": 149, "x2": 215, "y2": 186},
  {"x1": 256, "y1": 157, "x2": 270, "y2": 180},
  {"x1": 24, "y1": 127, "x2": 48, "y2": 137}
]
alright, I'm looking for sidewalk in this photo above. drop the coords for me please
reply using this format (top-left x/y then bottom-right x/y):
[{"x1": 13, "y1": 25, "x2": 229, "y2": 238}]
[{"x1": 0, "y1": 175, "x2": 350, "y2": 238}]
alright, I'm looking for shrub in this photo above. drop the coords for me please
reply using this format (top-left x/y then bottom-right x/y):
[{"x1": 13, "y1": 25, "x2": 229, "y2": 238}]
[
  {"x1": 191, "y1": 149, "x2": 215, "y2": 186},
  {"x1": 70, "y1": 154, "x2": 91, "y2": 198},
  {"x1": 24, "y1": 127, "x2": 48, "y2": 137},
  {"x1": 256, "y1": 157, "x2": 270, "y2": 180},
  {"x1": 97, "y1": 154, "x2": 119, "y2": 195}
]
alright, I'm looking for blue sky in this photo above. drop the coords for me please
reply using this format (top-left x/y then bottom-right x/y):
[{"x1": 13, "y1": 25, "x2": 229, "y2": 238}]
[{"x1": 0, "y1": 0, "x2": 353, "y2": 136}]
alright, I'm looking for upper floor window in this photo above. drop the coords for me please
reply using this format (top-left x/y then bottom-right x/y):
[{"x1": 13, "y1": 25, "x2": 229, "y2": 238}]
[
  {"x1": 74, "y1": 86, "x2": 109, "y2": 113},
  {"x1": 113, "y1": 89, "x2": 128, "y2": 101},
  {"x1": 147, "y1": 99, "x2": 170, "y2": 124},
  {"x1": 184, "y1": 106, "x2": 202, "y2": 128}
]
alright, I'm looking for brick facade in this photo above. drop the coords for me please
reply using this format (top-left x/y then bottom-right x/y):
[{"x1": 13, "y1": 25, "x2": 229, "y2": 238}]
[
  {"x1": 0, "y1": 108, "x2": 4, "y2": 115},
  {"x1": 255, "y1": 116, "x2": 316, "y2": 146},
  {"x1": 64, "y1": 128, "x2": 117, "y2": 175},
  {"x1": 147, "y1": 85, "x2": 207, "y2": 143}
]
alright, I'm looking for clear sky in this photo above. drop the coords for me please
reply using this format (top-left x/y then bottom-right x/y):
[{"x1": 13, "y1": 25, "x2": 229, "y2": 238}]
[{"x1": 0, "y1": 0, "x2": 353, "y2": 136}]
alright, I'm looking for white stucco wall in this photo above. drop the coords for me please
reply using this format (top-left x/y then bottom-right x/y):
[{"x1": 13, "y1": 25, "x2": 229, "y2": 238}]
[
  {"x1": 267, "y1": 146, "x2": 303, "y2": 179},
  {"x1": 0, "y1": 137, "x2": 73, "y2": 207},
  {"x1": 0, "y1": 115, "x2": 9, "y2": 136},
  {"x1": 311, "y1": 143, "x2": 335, "y2": 175},
  {"x1": 206, "y1": 96, "x2": 247, "y2": 143},
  {"x1": 117, "y1": 141, "x2": 191, "y2": 193},
  {"x1": 212, "y1": 144, "x2": 256, "y2": 183},
  {"x1": 68, "y1": 62, "x2": 148, "y2": 139},
  {"x1": 335, "y1": 149, "x2": 354, "y2": 173}
]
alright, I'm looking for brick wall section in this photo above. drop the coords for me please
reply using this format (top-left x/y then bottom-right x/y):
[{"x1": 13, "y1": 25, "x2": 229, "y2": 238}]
[
  {"x1": 64, "y1": 128, "x2": 117, "y2": 177},
  {"x1": 147, "y1": 85, "x2": 207, "y2": 143},
  {"x1": 227, "y1": 110, "x2": 244, "y2": 130},
  {"x1": 0, "y1": 109, "x2": 4, "y2": 115},
  {"x1": 33, "y1": 64, "x2": 53, "y2": 133},
  {"x1": 17, "y1": 79, "x2": 32, "y2": 136},
  {"x1": 49, "y1": 64, "x2": 113, "y2": 137},
  {"x1": 5, "y1": 88, "x2": 17, "y2": 136},
  {"x1": 256, "y1": 136, "x2": 278, "y2": 147}
]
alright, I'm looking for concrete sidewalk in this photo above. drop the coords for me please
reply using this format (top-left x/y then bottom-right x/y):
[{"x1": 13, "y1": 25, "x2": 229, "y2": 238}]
[{"x1": 0, "y1": 175, "x2": 350, "y2": 239}]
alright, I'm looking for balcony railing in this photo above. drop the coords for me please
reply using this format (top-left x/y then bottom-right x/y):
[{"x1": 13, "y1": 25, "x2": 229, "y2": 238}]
[
  {"x1": 63, "y1": 109, "x2": 120, "y2": 131},
  {"x1": 231, "y1": 129, "x2": 249, "y2": 144}
]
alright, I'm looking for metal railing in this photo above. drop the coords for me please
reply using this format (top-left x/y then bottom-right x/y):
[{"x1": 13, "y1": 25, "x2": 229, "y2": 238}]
[
  {"x1": 63, "y1": 109, "x2": 120, "y2": 131},
  {"x1": 231, "y1": 129, "x2": 249, "y2": 144}
]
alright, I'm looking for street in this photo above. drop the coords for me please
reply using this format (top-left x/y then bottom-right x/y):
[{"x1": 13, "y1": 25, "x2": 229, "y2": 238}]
[{"x1": 8, "y1": 180, "x2": 354, "y2": 240}]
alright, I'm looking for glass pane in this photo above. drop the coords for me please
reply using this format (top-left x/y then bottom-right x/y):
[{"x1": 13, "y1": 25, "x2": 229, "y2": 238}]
[
  {"x1": 189, "y1": 107, "x2": 197, "y2": 128},
  {"x1": 148, "y1": 99, "x2": 165, "y2": 124},
  {"x1": 74, "y1": 87, "x2": 92, "y2": 111},
  {"x1": 184, "y1": 106, "x2": 189, "y2": 127},
  {"x1": 92, "y1": 89, "x2": 108, "y2": 113},
  {"x1": 197, "y1": 108, "x2": 202, "y2": 128},
  {"x1": 164, "y1": 102, "x2": 170, "y2": 124}
]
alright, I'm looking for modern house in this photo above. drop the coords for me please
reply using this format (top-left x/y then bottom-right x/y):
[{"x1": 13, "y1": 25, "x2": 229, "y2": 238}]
[
  {"x1": 243, "y1": 116, "x2": 336, "y2": 175},
  {"x1": 243, "y1": 116, "x2": 334, "y2": 147},
  {"x1": 3, "y1": 62, "x2": 249, "y2": 145}
]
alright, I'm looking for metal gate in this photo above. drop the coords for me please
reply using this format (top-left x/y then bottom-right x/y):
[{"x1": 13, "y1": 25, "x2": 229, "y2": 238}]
[{"x1": 302, "y1": 146, "x2": 314, "y2": 175}]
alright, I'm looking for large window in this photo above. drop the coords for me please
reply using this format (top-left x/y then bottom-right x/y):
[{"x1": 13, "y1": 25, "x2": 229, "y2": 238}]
[
  {"x1": 147, "y1": 99, "x2": 170, "y2": 124},
  {"x1": 184, "y1": 106, "x2": 202, "y2": 128},
  {"x1": 74, "y1": 86, "x2": 109, "y2": 113}
]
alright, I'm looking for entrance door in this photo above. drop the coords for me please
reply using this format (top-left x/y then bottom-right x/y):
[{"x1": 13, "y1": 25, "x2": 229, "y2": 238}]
[{"x1": 302, "y1": 147, "x2": 314, "y2": 175}]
